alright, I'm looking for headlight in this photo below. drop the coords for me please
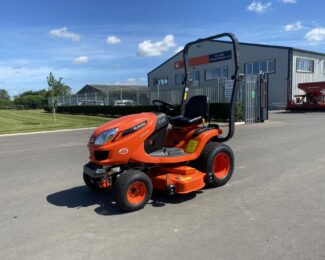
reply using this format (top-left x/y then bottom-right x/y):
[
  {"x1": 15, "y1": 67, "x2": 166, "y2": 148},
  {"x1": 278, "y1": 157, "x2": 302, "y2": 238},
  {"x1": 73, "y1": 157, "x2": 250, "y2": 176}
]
[{"x1": 94, "y1": 128, "x2": 118, "y2": 145}]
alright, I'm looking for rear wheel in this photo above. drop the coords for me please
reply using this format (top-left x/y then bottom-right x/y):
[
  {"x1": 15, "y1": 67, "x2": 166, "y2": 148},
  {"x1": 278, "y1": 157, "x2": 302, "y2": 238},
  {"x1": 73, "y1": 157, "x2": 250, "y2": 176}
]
[
  {"x1": 113, "y1": 170, "x2": 153, "y2": 212},
  {"x1": 196, "y1": 142, "x2": 234, "y2": 187}
]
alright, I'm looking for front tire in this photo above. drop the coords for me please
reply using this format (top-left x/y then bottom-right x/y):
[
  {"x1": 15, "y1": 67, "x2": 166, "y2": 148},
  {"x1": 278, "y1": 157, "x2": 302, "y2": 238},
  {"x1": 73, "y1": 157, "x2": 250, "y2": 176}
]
[
  {"x1": 196, "y1": 142, "x2": 235, "y2": 187},
  {"x1": 113, "y1": 170, "x2": 153, "y2": 212},
  {"x1": 83, "y1": 173, "x2": 101, "y2": 191}
]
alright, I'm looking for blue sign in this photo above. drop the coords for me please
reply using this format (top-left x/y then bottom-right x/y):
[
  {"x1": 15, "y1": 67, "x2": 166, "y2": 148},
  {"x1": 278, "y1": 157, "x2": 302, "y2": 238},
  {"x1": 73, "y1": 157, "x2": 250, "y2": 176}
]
[{"x1": 209, "y1": 50, "x2": 232, "y2": 63}]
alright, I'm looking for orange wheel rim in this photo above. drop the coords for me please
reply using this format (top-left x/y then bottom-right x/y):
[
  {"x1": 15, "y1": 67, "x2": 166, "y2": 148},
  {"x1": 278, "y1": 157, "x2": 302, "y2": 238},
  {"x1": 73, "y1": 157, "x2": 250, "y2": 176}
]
[
  {"x1": 126, "y1": 181, "x2": 147, "y2": 205},
  {"x1": 213, "y1": 152, "x2": 231, "y2": 179}
]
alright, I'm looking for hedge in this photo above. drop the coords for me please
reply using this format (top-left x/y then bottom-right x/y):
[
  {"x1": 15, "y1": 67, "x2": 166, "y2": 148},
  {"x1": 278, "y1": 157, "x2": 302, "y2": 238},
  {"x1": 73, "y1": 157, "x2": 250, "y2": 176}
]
[
  {"x1": 44, "y1": 102, "x2": 244, "y2": 122},
  {"x1": 14, "y1": 95, "x2": 48, "y2": 109},
  {"x1": 0, "y1": 99, "x2": 15, "y2": 109}
]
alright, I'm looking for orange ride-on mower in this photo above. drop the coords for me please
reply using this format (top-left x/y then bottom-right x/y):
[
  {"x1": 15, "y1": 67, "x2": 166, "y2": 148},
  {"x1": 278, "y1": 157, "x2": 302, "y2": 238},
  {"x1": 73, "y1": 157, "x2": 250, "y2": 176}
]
[{"x1": 83, "y1": 33, "x2": 240, "y2": 212}]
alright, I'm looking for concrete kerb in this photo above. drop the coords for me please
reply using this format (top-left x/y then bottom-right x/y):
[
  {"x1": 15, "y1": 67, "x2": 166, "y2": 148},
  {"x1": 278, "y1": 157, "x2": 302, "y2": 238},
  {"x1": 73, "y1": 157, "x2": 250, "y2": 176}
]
[{"x1": 0, "y1": 127, "x2": 96, "y2": 138}]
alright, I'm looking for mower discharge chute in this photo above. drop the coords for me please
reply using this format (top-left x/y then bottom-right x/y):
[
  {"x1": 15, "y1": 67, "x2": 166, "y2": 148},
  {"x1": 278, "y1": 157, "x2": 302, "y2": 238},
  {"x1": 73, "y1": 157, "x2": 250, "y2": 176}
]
[{"x1": 83, "y1": 33, "x2": 240, "y2": 212}]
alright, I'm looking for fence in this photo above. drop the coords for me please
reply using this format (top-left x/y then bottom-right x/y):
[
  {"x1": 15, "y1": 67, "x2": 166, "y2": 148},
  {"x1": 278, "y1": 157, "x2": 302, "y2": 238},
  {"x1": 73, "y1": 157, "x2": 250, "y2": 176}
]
[
  {"x1": 150, "y1": 75, "x2": 267, "y2": 124},
  {"x1": 48, "y1": 88, "x2": 149, "y2": 106},
  {"x1": 149, "y1": 78, "x2": 243, "y2": 105},
  {"x1": 50, "y1": 75, "x2": 267, "y2": 124}
]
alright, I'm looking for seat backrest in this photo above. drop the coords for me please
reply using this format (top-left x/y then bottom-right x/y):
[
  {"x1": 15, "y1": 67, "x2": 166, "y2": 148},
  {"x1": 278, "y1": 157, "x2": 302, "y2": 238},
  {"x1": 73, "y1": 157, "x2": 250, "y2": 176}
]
[{"x1": 183, "y1": 95, "x2": 209, "y2": 119}]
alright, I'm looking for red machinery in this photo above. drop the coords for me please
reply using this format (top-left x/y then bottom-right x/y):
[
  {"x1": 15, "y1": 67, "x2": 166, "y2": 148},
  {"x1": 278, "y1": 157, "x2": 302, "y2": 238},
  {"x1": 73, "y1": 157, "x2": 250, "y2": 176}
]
[{"x1": 287, "y1": 82, "x2": 325, "y2": 111}]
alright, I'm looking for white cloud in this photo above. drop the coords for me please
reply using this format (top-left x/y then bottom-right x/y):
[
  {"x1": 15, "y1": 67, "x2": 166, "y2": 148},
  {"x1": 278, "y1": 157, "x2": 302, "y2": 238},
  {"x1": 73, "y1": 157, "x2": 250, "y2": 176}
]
[
  {"x1": 49, "y1": 27, "x2": 81, "y2": 42},
  {"x1": 106, "y1": 35, "x2": 121, "y2": 45},
  {"x1": 279, "y1": 0, "x2": 297, "y2": 3},
  {"x1": 137, "y1": 34, "x2": 176, "y2": 57},
  {"x1": 247, "y1": 1, "x2": 272, "y2": 14},
  {"x1": 174, "y1": 46, "x2": 184, "y2": 54},
  {"x1": 284, "y1": 22, "x2": 303, "y2": 32},
  {"x1": 305, "y1": 27, "x2": 325, "y2": 43},
  {"x1": 74, "y1": 56, "x2": 89, "y2": 64}
]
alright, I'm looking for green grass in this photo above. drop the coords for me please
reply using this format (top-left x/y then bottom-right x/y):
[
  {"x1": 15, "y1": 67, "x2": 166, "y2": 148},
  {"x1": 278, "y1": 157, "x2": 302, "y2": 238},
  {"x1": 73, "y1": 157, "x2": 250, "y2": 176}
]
[{"x1": 0, "y1": 109, "x2": 112, "y2": 134}]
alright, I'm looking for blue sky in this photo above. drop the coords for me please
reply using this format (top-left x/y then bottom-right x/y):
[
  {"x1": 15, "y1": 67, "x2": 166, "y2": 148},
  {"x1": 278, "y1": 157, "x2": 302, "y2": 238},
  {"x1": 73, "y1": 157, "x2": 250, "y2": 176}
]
[{"x1": 1, "y1": 0, "x2": 325, "y2": 96}]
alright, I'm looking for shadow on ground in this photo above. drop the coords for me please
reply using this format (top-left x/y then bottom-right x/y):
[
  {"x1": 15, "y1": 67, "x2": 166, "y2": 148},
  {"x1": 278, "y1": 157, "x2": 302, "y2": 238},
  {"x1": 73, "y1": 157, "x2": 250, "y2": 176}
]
[{"x1": 47, "y1": 186, "x2": 201, "y2": 215}]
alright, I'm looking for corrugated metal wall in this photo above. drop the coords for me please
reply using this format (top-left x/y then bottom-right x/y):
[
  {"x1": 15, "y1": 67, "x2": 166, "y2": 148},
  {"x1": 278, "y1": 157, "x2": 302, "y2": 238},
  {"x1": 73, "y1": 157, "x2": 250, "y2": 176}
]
[
  {"x1": 148, "y1": 41, "x2": 289, "y2": 110},
  {"x1": 291, "y1": 50, "x2": 325, "y2": 98}
]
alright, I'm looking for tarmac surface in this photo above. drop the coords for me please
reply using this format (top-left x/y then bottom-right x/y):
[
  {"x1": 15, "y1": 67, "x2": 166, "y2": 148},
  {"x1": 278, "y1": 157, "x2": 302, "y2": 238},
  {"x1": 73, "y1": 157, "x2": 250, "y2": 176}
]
[{"x1": 0, "y1": 112, "x2": 324, "y2": 259}]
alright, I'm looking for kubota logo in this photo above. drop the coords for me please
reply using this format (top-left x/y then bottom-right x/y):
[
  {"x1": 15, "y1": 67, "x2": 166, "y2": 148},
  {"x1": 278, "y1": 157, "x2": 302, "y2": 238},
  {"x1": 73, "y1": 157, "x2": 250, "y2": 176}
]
[{"x1": 119, "y1": 148, "x2": 129, "y2": 155}]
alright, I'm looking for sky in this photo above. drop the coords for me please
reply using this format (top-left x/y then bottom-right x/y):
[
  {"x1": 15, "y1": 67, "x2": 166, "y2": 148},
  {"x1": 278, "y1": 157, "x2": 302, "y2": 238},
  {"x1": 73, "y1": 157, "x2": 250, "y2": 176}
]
[{"x1": 1, "y1": 0, "x2": 325, "y2": 96}]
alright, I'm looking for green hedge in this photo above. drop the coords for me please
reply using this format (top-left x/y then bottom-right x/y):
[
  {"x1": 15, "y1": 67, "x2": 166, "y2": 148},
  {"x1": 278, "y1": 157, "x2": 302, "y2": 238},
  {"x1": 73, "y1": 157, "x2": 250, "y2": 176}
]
[
  {"x1": 0, "y1": 99, "x2": 14, "y2": 109},
  {"x1": 14, "y1": 95, "x2": 48, "y2": 109},
  {"x1": 44, "y1": 102, "x2": 244, "y2": 122}
]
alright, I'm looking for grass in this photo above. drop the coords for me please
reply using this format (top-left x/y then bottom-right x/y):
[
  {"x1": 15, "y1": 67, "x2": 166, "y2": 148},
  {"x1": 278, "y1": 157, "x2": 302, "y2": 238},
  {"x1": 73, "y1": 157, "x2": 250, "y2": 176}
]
[{"x1": 0, "y1": 109, "x2": 112, "y2": 134}]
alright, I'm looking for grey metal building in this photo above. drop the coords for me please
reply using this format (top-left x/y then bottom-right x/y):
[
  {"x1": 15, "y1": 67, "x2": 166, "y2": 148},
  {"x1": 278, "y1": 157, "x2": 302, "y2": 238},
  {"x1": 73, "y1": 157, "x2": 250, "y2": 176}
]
[{"x1": 148, "y1": 40, "x2": 325, "y2": 109}]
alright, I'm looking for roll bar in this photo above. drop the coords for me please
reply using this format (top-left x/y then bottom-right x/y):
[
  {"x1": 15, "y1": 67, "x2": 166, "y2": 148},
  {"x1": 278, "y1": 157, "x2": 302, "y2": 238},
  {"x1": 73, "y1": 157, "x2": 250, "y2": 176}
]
[{"x1": 180, "y1": 32, "x2": 240, "y2": 142}]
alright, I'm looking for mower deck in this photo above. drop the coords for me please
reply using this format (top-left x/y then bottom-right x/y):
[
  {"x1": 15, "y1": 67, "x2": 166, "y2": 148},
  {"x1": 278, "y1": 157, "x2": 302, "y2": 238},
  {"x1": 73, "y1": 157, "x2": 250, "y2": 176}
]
[{"x1": 150, "y1": 166, "x2": 205, "y2": 194}]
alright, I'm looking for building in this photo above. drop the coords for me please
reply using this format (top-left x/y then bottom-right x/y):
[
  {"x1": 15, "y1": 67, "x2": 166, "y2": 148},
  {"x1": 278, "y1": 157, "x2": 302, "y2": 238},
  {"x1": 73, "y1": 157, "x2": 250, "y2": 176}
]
[
  {"x1": 148, "y1": 41, "x2": 325, "y2": 109},
  {"x1": 76, "y1": 84, "x2": 149, "y2": 105},
  {"x1": 77, "y1": 84, "x2": 147, "y2": 94}
]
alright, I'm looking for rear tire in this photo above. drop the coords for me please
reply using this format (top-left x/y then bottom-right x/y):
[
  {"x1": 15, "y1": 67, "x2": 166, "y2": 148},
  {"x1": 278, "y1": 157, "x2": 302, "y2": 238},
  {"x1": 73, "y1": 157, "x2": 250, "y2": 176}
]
[
  {"x1": 196, "y1": 142, "x2": 234, "y2": 187},
  {"x1": 113, "y1": 170, "x2": 153, "y2": 212},
  {"x1": 83, "y1": 173, "x2": 101, "y2": 191}
]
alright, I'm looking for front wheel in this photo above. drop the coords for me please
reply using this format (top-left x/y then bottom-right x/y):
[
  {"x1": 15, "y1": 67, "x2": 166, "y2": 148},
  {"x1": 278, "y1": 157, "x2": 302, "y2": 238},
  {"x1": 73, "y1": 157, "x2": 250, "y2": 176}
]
[
  {"x1": 113, "y1": 170, "x2": 153, "y2": 212},
  {"x1": 83, "y1": 173, "x2": 101, "y2": 191},
  {"x1": 197, "y1": 142, "x2": 235, "y2": 187}
]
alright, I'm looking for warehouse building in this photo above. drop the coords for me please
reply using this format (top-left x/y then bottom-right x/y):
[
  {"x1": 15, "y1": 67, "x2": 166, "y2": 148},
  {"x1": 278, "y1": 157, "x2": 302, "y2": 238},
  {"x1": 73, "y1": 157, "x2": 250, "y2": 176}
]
[{"x1": 148, "y1": 40, "x2": 325, "y2": 109}]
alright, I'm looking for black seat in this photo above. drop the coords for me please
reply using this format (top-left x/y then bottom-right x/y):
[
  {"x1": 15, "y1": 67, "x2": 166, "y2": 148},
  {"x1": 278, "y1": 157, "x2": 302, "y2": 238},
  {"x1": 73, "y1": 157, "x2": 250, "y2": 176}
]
[{"x1": 170, "y1": 95, "x2": 209, "y2": 127}]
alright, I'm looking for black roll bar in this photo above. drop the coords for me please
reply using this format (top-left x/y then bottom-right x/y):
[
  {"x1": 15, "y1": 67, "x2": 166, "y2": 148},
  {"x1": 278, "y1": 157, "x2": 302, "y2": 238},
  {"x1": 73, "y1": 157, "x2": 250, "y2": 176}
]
[{"x1": 180, "y1": 32, "x2": 240, "y2": 142}]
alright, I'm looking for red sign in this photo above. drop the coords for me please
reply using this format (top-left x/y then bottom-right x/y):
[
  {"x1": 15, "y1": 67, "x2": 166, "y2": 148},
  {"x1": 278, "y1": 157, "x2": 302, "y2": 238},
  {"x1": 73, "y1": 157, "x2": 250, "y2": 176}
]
[{"x1": 174, "y1": 50, "x2": 232, "y2": 69}]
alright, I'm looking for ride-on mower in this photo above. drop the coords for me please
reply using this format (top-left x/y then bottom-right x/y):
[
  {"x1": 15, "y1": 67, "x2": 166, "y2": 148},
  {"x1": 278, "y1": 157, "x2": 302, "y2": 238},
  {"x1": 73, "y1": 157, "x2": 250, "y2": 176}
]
[{"x1": 83, "y1": 33, "x2": 240, "y2": 212}]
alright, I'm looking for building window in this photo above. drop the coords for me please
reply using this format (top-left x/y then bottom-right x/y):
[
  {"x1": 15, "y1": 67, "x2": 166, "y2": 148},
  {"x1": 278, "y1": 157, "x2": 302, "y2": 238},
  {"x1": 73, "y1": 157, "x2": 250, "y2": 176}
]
[
  {"x1": 205, "y1": 67, "x2": 228, "y2": 81},
  {"x1": 323, "y1": 61, "x2": 325, "y2": 74},
  {"x1": 175, "y1": 71, "x2": 200, "y2": 84},
  {"x1": 190, "y1": 71, "x2": 200, "y2": 82},
  {"x1": 296, "y1": 58, "x2": 314, "y2": 73},
  {"x1": 245, "y1": 59, "x2": 275, "y2": 75},
  {"x1": 175, "y1": 73, "x2": 185, "y2": 84},
  {"x1": 153, "y1": 76, "x2": 168, "y2": 86}
]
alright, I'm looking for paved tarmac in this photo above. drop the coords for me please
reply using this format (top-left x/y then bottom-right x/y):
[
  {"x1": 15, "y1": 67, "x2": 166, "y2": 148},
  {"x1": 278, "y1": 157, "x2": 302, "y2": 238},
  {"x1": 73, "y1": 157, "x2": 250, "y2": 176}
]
[{"x1": 0, "y1": 112, "x2": 324, "y2": 260}]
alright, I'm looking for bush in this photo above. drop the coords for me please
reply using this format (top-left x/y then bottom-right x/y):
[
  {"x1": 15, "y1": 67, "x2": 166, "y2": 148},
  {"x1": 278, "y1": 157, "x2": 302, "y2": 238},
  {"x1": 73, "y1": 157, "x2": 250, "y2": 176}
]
[
  {"x1": 0, "y1": 99, "x2": 14, "y2": 108},
  {"x1": 14, "y1": 95, "x2": 48, "y2": 109},
  {"x1": 44, "y1": 102, "x2": 244, "y2": 122}
]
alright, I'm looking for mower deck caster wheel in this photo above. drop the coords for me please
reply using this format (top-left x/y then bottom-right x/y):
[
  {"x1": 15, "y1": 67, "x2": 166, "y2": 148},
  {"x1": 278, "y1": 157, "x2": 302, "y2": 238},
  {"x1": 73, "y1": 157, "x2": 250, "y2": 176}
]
[
  {"x1": 113, "y1": 170, "x2": 153, "y2": 212},
  {"x1": 166, "y1": 184, "x2": 176, "y2": 196}
]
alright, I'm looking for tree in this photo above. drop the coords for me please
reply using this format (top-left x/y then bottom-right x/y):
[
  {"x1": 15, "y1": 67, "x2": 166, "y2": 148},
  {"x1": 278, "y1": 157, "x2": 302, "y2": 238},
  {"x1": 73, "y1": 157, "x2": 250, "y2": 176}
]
[
  {"x1": 47, "y1": 72, "x2": 71, "y2": 122},
  {"x1": 0, "y1": 89, "x2": 10, "y2": 100},
  {"x1": 47, "y1": 72, "x2": 71, "y2": 98}
]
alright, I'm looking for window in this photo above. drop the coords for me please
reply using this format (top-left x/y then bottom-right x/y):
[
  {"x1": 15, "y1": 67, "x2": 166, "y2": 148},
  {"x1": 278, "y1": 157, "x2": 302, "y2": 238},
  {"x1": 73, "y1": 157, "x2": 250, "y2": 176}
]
[
  {"x1": 323, "y1": 61, "x2": 325, "y2": 74},
  {"x1": 205, "y1": 67, "x2": 228, "y2": 81},
  {"x1": 175, "y1": 71, "x2": 200, "y2": 84},
  {"x1": 246, "y1": 63, "x2": 253, "y2": 75},
  {"x1": 175, "y1": 73, "x2": 185, "y2": 84},
  {"x1": 190, "y1": 71, "x2": 200, "y2": 82},
  {"x1": 296, "y1": 58, "x2": 314, "y2": 73},
  {"x1": 252, "y1": 63, "x2": 259, "y2": 74},
  {"x1": 260, "y1": 61, "x2": 267, "y2": 73},
  {"x1": 245, "y1": 59, "x2": 276, "y2": 75},
  {"x1": 268, "y1": 60, "x2": 275, "y2": 73},
  {"x1": 153, "y1": 76, "x2": 168, "y2": 86}
]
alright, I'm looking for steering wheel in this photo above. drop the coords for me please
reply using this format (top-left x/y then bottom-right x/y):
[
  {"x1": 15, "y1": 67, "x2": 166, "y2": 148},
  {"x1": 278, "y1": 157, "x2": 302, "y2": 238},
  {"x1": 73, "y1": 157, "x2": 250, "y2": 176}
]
[{"x1": 152, "y1": 100, "x2": 176, "y2": 113}]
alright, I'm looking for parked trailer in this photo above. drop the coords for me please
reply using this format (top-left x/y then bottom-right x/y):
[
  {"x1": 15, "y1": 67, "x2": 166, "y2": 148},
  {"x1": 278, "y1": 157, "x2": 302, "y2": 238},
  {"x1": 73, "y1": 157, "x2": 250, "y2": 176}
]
[{"x1": 287, "y1": 82, "x2": 325, "y2": 111}]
